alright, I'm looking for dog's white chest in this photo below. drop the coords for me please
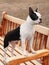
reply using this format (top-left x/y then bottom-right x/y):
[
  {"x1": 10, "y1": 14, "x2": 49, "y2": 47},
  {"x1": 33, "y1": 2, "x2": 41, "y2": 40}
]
[{"x1": 20, "y1": 23, "x2": 35, "y2": 40}]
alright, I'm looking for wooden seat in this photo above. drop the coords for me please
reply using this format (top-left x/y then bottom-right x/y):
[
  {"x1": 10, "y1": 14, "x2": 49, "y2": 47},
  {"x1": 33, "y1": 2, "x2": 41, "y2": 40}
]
[{"x1": 0, "y1": 11, "x2": 49, "y2": 65}]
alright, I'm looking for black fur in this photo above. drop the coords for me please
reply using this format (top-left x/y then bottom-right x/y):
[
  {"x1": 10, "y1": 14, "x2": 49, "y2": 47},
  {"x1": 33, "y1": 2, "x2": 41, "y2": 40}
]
[
  {"x1": 29, "y1": 7, "x2": 38, "y2": 20},
  {"x1": 4, "y1": 26, "x2": 20, "y2": 48}
]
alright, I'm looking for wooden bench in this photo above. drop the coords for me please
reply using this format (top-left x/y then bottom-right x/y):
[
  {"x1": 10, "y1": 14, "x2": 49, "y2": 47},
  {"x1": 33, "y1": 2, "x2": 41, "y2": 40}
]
[{"x1": 0, "y1": 11, "x2": 49, "y2": 65}]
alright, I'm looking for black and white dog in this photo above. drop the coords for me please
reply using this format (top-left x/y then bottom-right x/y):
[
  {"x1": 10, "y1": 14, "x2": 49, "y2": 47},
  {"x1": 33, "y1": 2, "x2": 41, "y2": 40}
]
[{"x1": 4, "y1": 7, "x2": 42, "y2": 55}]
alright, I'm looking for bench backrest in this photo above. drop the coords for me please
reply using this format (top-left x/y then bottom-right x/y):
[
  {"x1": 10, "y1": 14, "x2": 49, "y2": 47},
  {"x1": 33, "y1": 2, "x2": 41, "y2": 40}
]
[{"x1": 1, "y1": 12, "x2": 49, "y2": 50}]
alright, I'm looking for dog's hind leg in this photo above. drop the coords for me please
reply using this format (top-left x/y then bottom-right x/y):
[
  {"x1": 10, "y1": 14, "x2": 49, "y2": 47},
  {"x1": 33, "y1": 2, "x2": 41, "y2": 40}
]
[{"x1": 10, "y1": 41, "x2": 16, "y2": 56}]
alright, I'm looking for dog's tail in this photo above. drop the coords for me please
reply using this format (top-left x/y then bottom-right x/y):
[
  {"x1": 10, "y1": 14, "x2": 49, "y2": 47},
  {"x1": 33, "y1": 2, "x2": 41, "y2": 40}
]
[{"x1": 4, "y1": 37, "x2": 9, "y2": 48}]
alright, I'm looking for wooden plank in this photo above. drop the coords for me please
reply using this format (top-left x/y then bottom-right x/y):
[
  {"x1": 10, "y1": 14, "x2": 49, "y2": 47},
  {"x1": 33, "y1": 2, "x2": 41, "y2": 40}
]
[
  {"x1": 8, "y1": 46, "x2": 21, "y2": 56},
  {"x1": 34, "y1": 25, "x2": 49, "y2": 36},
  {"x1": 0, "y1": 37, "x2": 4, "y2": 41},
  {"x1": 31, "y1": 60, "x2": 42, "y2": 65},
  {"x1": 0, "y1": 59, "x2": 5, "y2": 65},
  {"x1": 1, "y1": 19, "x2": 6, "y2": 36},
  {"x1": 3, "y1": 19, "x2": 7, "y2": 35},
  {"x1": 37, "y1": 33, "x2": 43, "y2": 50},
  {"x1": 0, "y1": 41, "x2": 3, "y2": 46},
  {"x1": 25, "y1": 61, "x2": 34, "y2": 65},
  {"x1": 20, "y1": 63, "x2": 26, "y2": 65},
  {"x1": 0, "y1": 50, "x2": 4, "y2": 57},
  {"x1": 13, "y1": 23, "x2": 16, "y2": 29},
  {"x1": 43, "y1": 55, "x2": 49, "y2": 65},
  {"x1": 33, "y1": 31, "x2": 38, "y2": 50},
  {"x1": 5, "y1": 20, "x2": 8, "y2": 34},
  {"x1": 0, "y1": 61, "x2": 4, "y2": 65},
  {"x1": 0, "y1": 47, "x2": 11, "y2": 57},
  {"x1": 0, "y1": 25, "x2": 2, "y2": 36},
  {"x1": 43, "y1": 35, "x2": 48, "y2": 48},
  {"x1": 7, "y1": 20, "x2": 10, "y2": 32},
  {"x1": 47, "y1": 36, "x2": 49, "y2": 49},
  {"x1": 0, "y1": 53, "x2": 4, "y2": 61}
]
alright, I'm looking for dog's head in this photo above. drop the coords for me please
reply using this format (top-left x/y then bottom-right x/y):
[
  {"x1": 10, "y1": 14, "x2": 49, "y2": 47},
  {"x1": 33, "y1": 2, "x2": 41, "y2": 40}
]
[{"x1": 29, "y1": 7, "x2": 42, "y2": 24}]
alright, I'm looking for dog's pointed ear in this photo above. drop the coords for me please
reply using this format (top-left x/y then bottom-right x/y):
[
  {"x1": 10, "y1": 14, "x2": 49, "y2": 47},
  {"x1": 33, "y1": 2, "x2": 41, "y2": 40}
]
[
  {"x1": 35, "y1": 8, "x2": 38, "y2": 12},
  {"x1": 29, "y1": 7, "x2": 34, "y2": 14}
]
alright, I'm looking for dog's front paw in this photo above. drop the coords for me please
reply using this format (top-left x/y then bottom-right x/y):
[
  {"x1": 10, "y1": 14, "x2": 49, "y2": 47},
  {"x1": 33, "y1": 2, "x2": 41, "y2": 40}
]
[
  {"x1": 22, "y1": 50, "x2": 28, "y2": 56},
  {"x1": 31, "y1": 49, "x2": 36, "y2": 54}
]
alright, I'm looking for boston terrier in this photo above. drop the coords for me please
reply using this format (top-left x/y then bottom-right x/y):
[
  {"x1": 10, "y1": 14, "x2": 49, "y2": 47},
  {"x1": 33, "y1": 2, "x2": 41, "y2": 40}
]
[{"x1": 4, "y1": 7, "x2": 42, "y2": 56}]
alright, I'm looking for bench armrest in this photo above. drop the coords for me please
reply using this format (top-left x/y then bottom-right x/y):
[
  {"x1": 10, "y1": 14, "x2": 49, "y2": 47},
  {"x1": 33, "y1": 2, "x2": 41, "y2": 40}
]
[{"x1": 7, "y1": 49, "x2": 49, "y2": 65}]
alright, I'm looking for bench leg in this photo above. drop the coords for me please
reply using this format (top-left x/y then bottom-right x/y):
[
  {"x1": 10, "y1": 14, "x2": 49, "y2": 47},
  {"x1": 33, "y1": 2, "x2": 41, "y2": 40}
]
[{"x1": 42, "y1": 55, "x2": 49, "y2": 65}]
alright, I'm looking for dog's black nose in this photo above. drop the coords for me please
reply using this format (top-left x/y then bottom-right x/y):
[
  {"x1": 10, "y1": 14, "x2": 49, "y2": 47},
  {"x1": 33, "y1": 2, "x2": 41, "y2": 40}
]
[{"x1": 39, "y1": 18, "x2": 42, "y2": 23}]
